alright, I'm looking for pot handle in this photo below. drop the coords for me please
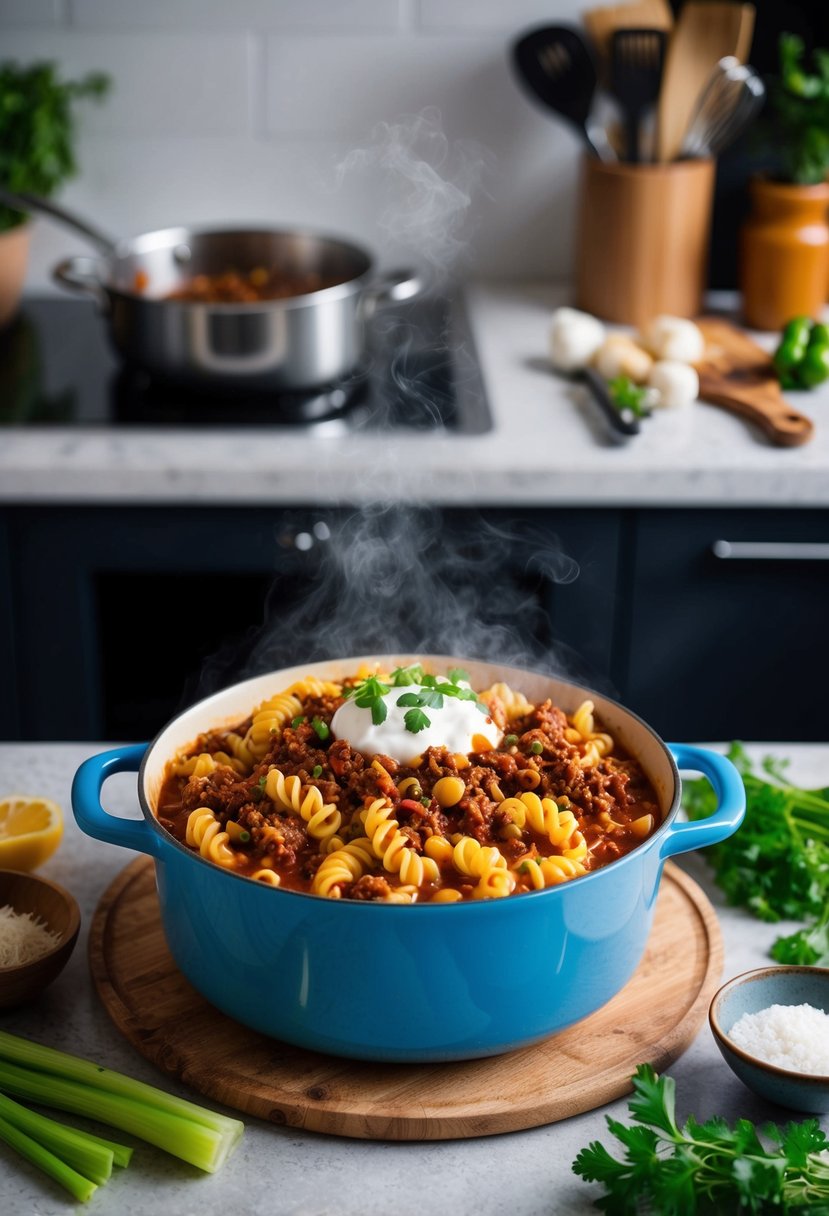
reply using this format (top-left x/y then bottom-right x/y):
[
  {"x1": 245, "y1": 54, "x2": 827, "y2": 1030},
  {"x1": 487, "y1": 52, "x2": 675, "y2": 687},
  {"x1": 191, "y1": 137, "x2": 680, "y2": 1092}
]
[
  {"x1": 361, "y1": 268, "x2": 425, "y2": 316},
  {"x1": 71, "y1": 744, "x2": 162, "y2": 858},
  {"x1": 660, "y1": 744, "x2": 745, "y2": 859},
  {"x1": 53, "y1": 256, "x2": 109, "y2": 310}
]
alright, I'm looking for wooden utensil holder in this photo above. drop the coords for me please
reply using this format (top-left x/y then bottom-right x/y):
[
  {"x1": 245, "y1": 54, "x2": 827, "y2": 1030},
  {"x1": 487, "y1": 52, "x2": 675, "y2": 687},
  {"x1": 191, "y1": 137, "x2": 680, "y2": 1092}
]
[{"x1": 575, "y1": 157, "x2": 715, "y2": 327}]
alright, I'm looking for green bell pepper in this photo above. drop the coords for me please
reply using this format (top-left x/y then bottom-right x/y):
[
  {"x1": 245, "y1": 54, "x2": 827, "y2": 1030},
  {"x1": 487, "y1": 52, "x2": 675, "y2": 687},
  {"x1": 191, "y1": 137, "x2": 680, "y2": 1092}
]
[{"x1": 773, "y1": 317, "x2": 829, "y2": 389}]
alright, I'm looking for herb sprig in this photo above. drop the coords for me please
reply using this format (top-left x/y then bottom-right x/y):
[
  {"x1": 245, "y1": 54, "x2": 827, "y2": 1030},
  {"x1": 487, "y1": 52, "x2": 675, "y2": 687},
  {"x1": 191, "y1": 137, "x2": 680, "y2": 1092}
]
[
  {"x1": 573, "y1": 1064, "x2": 829, "y2": 1214},
  {"x1": 683, "y1": 742, "x2": 829, "y2": 964},
  {"x1": 344, "y1": 666, "x2": 489, "y2": 735}
]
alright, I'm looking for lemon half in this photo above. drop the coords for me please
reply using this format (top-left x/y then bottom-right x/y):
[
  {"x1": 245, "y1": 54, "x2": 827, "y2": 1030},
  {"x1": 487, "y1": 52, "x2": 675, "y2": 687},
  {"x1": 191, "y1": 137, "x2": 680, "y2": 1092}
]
[{"x1": 0, "y1": 796, "x2": 63, "y2": 871}]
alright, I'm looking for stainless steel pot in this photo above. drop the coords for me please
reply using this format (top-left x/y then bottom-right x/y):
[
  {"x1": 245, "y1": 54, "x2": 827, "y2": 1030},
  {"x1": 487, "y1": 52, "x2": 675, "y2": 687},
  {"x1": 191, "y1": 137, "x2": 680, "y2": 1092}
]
[{"x1": 3, "y1": 191, "x2": 422, "y2": 389}]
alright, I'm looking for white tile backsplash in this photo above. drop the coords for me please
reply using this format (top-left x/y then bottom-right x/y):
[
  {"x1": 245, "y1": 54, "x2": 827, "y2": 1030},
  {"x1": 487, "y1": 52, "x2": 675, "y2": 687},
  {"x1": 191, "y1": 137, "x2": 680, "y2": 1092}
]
[
  {"x1": 0, "y1": 0, "x2": 63, "y2": 26},
  {"x1": 416, "y1": 0, "x2": 576, "y2": 32},
  {"x1": 0, "y1": 0, "x2": 588, "y2": 290},
  {"x1": 0, "y1": 30, "x2": 253, "y2": 135},
  {"x1": 69, "y1": 0, "x2": 402, "y2": 32},
  {"x1": 264, "y1": 34, "x2": 524, "y2": 138}
]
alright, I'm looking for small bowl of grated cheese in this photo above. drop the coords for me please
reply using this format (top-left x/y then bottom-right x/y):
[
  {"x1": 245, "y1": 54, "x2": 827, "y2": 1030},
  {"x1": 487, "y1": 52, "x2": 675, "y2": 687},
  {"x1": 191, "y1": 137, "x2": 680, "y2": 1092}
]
[
  {"x1": 0, "y1": 870, "x2": 80, "y2": 1009},
  {"x1": 710, "y1": 966, "x2": 829, "y2": 1114}
]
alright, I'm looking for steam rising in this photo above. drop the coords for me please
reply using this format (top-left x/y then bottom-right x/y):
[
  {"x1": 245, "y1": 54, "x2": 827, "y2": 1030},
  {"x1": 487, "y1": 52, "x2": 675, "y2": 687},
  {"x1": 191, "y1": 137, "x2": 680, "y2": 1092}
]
[
  {"x1": 189, "y1": 507, "x2": 610, "y2": 705},
  {"x1": 334, "y1": 106, "x2": 494, "y2": 283},
  {"x1": 182, "y1": 113, "x2": 599, "y2": 708}
]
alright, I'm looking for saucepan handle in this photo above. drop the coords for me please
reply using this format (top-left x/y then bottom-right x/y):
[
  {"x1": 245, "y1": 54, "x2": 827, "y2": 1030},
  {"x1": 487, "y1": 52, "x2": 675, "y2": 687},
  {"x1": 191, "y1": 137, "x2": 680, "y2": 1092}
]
[
  {"x1": 71, "y1": 743, "x2": 162, "y2": 858},
  {"x1": 659, "y1": 744, "x2": 746, "y2": 859},
  {"x1": 53, "y1": 256, "x2": 109, "y2": 310},
  {"x1": 361, "y1": 268, "x2": 425, "y2": 316}
]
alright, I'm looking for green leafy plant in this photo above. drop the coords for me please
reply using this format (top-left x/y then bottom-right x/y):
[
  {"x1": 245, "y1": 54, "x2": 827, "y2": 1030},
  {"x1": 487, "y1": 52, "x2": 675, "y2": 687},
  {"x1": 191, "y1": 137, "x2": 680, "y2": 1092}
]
[
  {"x1": 573, "y1": 1064, "x2": 829, "y2": 1214},
  {"x1": 683, "y1": 742, "x2": 829, "y2": 965},
  {"x1": 765, "y1": 33, "x2": 829, "y2": 185},
  {"x1": 0, "y1": 60, "x2": 110, "y2": 233}
]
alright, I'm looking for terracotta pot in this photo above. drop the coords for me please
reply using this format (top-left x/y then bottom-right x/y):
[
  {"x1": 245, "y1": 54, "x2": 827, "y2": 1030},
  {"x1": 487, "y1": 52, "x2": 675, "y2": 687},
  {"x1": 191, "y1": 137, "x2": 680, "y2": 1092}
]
[
  {"x1": 575, "y1": 156, "x2": 715, "y2": 327},
  {"x1": 739, "y1": 177, "x2": 829, "y2": 332},
  {"x1": 0, "y1": 223, "x2": 30, "y2": 328}
]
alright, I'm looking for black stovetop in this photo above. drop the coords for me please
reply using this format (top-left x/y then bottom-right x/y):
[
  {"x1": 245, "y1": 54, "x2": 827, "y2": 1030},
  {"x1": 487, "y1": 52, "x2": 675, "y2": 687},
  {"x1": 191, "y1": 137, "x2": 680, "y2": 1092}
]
[{"x1": 0, "y1": 295, "x2": 492, "y2": 434}]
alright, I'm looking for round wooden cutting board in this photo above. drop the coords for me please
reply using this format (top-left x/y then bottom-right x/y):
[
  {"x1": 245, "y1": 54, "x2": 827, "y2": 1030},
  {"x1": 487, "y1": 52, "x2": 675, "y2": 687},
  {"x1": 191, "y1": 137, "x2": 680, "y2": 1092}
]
[{"x1": 89, "y1": 858, "x2": 722, "y2": 1141}]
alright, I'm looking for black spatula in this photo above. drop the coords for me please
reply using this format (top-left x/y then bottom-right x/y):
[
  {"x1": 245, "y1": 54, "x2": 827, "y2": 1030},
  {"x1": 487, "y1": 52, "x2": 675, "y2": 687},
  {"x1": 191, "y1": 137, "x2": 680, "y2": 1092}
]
[
  {"x1": 512, "y1": 25, "x2": 603, "y2": 158},
  {"x1": 609, "y1": 27, "x2": 666, "y2": 162}
]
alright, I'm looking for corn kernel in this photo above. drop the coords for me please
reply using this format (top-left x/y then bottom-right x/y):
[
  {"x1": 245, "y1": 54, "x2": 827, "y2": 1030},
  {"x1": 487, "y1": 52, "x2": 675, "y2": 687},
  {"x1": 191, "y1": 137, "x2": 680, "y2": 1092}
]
[
  {"x1": 630, "y1": 814, "x2": 654, "y2": 838},
  {"x1": 433, "y1": 776, "x2": 466, "y2": 807},
  {"x1": 471, "y1": 733, "x2": 492, "y2": 753}
]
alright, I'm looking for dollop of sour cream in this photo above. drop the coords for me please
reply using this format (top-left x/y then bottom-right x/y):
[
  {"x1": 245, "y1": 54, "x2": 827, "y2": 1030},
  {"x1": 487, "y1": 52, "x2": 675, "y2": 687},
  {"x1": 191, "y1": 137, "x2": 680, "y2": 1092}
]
[{"x1": 330, "y1": 680, "x2": 501, "y2": 764}]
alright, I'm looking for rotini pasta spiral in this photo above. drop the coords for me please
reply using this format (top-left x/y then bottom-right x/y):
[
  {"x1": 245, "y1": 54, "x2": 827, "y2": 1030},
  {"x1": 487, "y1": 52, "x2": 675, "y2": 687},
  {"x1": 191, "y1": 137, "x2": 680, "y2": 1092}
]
[
  {"x1": 251, "y1": 868, "x2": 281, "y2": 886},
  {"x1": 244, "y1": 691, "x2": 304, "y2": 758},
  {"x1": 172, "y1": 750, "x2": 245, "y2": 778},
  {"x1": 224, "y1": 731, "x2": 256, "y2": 773},
  {"x1": 449, "y1": 836, "x2": 513, "y2": 900},
  {"x1": 362, "y1": 798, "x2": 440, "y2": 888},
  {"x1": 311, "y1": 837, "x2": 375, "y2": 898},
  {"x1": 500, "y1": 792, "x2": 580, "y2": 849},
  {"x1": 185, "y1": 807, "x2": 236, "y2": 867},
  {"x1": 264, "y1": 767, "x2": 341, "y2": 844},
  {"x1": 284, "y1": 677, "x2": 343, "y2": 700},
  {"x1": 566, "y1": 699, "x2": 614, "y2": 767},
  {"x1": 480, "y1": 681, "x2": 535, "y2": 722},
  {"x1": 515, "y1": 855, "x2": 586, "y2": 889}
]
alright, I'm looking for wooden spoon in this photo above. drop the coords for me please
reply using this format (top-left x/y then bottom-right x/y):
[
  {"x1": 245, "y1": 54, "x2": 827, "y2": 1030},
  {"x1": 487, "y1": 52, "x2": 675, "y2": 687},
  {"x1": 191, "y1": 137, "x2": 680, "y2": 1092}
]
[
  {"x1": 695, "y1": 317, "x2": 814, "y2": 446},
  {"x1": 655, "y1": 2, "x2": 755, "y2": 163}
]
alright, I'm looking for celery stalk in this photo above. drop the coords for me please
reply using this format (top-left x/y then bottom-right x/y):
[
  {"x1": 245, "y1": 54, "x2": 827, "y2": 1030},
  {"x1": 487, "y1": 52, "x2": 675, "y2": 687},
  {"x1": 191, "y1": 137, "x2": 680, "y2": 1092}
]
[
  {"x1": 0, "y1": 1112, "x2": 97, "y2": 1203},
  {"x1": 77, "y1": 1126, "x2": 133, "y2": 1168},
  {"x1": 0, "y1": 1059, "x2": 231, "y2": 1174},
  {"x1": 0, "y1": 1030, "x2": 242, "y2": 1142},
  {"x1": 0, "y1": 1091, "x2": 118, "y2": 1184}
]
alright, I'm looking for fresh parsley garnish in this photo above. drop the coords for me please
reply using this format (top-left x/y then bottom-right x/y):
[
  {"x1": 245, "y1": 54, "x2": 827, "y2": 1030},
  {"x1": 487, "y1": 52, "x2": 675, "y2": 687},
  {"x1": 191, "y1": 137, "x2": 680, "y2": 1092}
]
[
  {"x1": 447, "y1": 667, "x2": 469, "y2": 683},
  {"x1": 404, "y1": 708, "x2": 430, "y2": 734},
  {"x1": 573, "y1": 1064, "x2": 829, "y2": 1213},
  {"x1": 683, "y1": 742, "x2": 829, "y2": 962},
  {"x1": 390, "y1": 664, "x2": 424, "y2": 686},
  {"x1": 347, "y1": 669, "x2": 488, "y2": 735}
]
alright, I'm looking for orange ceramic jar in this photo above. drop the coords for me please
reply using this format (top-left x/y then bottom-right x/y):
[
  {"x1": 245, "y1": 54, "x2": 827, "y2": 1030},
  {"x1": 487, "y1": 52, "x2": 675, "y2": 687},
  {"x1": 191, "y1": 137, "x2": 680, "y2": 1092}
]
[{"x1": 740, "y1": 177, "x2": 829, "y2": 332}]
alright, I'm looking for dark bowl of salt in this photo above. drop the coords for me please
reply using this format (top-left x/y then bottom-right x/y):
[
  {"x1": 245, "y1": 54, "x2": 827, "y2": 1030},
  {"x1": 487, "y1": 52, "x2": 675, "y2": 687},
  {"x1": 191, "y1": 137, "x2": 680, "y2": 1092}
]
[
  {"x1": 710, "y1": 966, "x2": 829, "y2": 1114},
  {"x1": 0, "y1": 870, "x2": 80, "y2": 1010}
]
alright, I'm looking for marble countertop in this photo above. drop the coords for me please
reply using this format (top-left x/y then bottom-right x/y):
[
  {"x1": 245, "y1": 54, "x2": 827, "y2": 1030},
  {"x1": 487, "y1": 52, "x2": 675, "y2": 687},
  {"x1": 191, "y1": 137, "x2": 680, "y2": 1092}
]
[
  {"x1": 1, "y1": 741, "x2": 826, "y2": 1216},
  {"x1": 2, "y1": 284, "x2": 829, "y2": 507}
]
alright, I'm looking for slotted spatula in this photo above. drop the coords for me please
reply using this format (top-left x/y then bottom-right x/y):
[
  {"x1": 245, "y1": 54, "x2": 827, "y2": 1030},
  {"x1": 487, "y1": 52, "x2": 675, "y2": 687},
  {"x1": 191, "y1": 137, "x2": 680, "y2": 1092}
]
[
  {"x1": 655, "y1": 2, "x2": 755, "y2": 163},
  {"x1": 512, "y1": 25, "x2": 603, "y2": 158},
  {"x1": 609, "y1": 27, "x2": 667, "y2": 161}
]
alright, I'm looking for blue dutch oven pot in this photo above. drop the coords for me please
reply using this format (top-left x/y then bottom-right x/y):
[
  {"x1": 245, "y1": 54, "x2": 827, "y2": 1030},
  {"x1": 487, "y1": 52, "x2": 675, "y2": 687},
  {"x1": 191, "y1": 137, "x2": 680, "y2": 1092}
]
[{"x1": 72, "y1": 657, "x2": 745, "y2": 1063}]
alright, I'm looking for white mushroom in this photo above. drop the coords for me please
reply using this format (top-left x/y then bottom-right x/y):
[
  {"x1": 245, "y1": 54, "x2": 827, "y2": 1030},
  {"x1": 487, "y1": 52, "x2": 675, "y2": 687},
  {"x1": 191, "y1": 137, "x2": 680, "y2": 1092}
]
[
  {"x1": 549, "y1": 307, "x2": 606, "y2": 373},
  {"x1": 648, "y1": 360, "x2": 700, "y2": 408},
  {"x1": 593, "y1": 334, "x2": 653, "y2": 384},
  {"x1": 640, "y1": 315, "x2": 705, "y2": 363}
]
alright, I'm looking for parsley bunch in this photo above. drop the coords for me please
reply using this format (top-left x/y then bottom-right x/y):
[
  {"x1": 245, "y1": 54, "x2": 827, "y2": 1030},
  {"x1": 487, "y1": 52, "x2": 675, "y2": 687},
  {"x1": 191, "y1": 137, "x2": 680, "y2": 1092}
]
[
  {"x1": 344, "y1": 666, "x2": 488, "y2": 735},
  {"x1": 573, "y1": 1064, "x2": 829, "y2": 1214},
  {"x1": 768, "y1": 33, "x2": 829, "y2": 186},
  {"x1": 683, "y1": 743, "x2": 829, "y2": 965}
]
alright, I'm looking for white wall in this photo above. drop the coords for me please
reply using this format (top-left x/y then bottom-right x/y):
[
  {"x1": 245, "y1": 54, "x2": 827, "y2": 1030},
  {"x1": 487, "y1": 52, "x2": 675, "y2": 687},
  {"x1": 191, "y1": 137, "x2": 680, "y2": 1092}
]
[{"x1": 0, "y1": 0, "x2": 586, "y2": 292}]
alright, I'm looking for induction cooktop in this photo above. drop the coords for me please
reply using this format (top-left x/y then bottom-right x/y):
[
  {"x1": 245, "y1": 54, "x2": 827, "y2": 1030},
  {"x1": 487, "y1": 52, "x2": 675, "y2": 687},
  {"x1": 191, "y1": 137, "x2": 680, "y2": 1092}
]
[{"x1": 0, "y1": 294, "x2": 492, "y2": 435}]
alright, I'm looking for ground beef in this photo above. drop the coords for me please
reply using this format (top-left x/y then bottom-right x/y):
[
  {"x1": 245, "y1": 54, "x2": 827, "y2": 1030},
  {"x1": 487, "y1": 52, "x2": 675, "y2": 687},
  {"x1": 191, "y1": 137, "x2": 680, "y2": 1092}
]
[{"x1": 350, "y1": 874, "x2": 393, "y2": 901}]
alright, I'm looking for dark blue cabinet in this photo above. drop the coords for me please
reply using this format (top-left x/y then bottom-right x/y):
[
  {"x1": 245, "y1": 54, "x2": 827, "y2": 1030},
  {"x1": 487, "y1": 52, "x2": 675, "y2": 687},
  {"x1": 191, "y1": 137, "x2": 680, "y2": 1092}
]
[{"x1": 1, "y1": 505, "x2": 623, "y2": 741}]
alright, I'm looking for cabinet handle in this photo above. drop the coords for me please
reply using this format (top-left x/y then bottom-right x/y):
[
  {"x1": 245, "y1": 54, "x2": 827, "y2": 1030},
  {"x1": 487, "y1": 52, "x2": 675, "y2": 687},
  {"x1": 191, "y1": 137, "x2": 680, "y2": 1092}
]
[{"x1": 712, "y1": 540, "x2": 829, "y2": 562}]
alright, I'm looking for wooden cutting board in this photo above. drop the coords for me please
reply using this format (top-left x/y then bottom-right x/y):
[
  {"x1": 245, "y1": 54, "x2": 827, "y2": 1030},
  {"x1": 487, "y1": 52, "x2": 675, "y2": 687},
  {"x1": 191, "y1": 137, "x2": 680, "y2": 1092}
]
[
  {"x1": 695, "y1": 317, "x2": 815, "y2": 446},
  {"x1": 89, "y1": 858, "x2": 722, "y2": 1140}
]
